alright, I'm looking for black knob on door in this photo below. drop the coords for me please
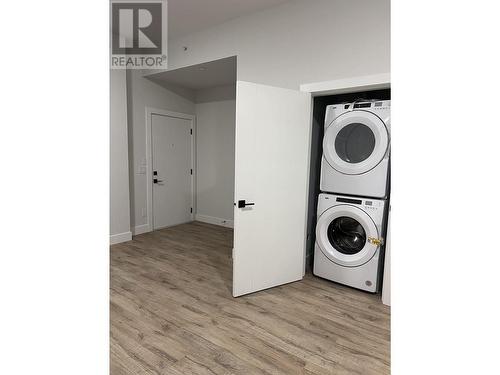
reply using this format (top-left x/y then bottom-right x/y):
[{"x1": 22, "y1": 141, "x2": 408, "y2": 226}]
[{"x1": 237, "y1": 199, "x2": 255, "y2": 208}]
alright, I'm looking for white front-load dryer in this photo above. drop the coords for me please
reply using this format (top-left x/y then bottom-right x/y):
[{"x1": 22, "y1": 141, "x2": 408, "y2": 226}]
[
  {"x1": 313, "y1": 193, "x2": 386, "y2": 292},
  {"x1": 321, "y1": 100, "x2": 390, "y2": 198}
]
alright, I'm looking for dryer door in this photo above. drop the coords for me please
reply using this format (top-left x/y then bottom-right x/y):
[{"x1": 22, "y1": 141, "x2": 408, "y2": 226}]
[
  {"x1": 323, "y1": 110, "x2": 389, "y2": 175},
  {"x1": 316, "y1": 204, "x2": 379, "y2": 267}
]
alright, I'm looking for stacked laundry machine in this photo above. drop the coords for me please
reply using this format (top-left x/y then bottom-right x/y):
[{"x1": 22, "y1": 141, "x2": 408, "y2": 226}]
[{"x1": 313, "y1": 100, "x2": 390, "y2": 292}]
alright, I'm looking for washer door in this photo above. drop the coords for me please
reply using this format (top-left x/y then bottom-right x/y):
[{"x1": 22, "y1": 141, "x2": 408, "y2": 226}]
[
  {"x1": 323, "y1": 110, "x2": 389, "y2": 175},
  {"x1": 316, "y1": 204, "x2": 379, "y2": 267}
]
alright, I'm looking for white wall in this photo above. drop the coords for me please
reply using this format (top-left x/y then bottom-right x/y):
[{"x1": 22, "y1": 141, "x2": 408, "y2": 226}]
[
  {"x1": 125, "y1": 0, "x2": 390, "y2": 232},
  {"x1": 127, "y1": 70, "x2": 195, "y2": 232},
  {"x1": 194, "y1": 85, "x2": 236, "y2": 226},
  {"x1": 110, "y1": 69, "x2": 131, "y2": 243},
  {"x1": 168, "y1": 0, "x2": 390, "y2": 89}
]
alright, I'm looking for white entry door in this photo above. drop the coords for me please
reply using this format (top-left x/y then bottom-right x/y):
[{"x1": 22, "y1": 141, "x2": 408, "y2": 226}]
[
  {"x1": 151, "y1": 114, "x2": 193, "y2": 230},
  {"x1": 233, "y1": 81, "x2": 311, "y2": 297}
]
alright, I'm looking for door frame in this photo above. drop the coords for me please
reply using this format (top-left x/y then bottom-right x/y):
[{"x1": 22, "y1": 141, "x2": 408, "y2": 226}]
[
  {"x1": 300, "y1": 73, "x2": 391, "y2": 96},
  {"x1": 145, "y1": 107, "x2": 196, "y2": 232}
]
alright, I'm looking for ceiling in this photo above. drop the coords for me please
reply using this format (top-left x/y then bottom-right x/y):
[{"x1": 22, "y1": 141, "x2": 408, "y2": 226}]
[
  {"x1": 168, "y1": 0, "x2": 291, "y2": 39},
  {"x1": 146, "y1": 56, "x2": 237, "y2": 91}
]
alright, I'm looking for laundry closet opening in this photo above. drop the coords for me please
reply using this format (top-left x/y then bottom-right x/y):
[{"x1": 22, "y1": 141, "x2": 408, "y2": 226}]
[
  {"x1": 144, "y1": 56, "x2": 237, "y2": 232},
  {"x1": 305, "y1": 88, "x2": 391, "y2": 272}
]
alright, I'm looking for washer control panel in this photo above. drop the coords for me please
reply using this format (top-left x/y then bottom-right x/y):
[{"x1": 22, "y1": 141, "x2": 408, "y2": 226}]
[{"x1": 323, "y1": 194, "x2": 384, "y2": 211}]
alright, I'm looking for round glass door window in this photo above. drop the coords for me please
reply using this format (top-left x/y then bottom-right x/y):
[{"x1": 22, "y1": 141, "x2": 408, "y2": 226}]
[
  {"x1": 334, "y1": 123, "x2": 376, "y2": 163},
  {"x1": 322, "y1": 111, "x2": 389, "y2": 175},
  {"x1": 327, "y1": 216, "x2": 366, "y2": 255}
]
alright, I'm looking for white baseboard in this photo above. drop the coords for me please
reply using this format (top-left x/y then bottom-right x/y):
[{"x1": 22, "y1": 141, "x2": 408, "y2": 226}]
[
  {"x1": 133, "y1": 224, "x2": 151, "y2": 235},
  {"x1": 110, "y1": 231, "x2": 132, "y2": 245},
  {"x1": 195, "y1": 214, "x2": 233, "y2": 228}
]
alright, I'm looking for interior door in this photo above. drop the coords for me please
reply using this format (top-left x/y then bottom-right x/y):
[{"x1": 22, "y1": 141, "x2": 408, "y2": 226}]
[
  {"x1": 152, "y1": 114, "x2": 192, "y2": 229},
  {"x1": 233, "y1": 81, "x2": 311, "y2": 297}
]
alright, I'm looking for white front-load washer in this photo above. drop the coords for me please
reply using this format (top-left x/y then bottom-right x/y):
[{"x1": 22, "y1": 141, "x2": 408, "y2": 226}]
[
  {"x1": 314, "y1": 193, "x2": 387, "y2": 292},
  {"x1": 321, "y1": 100, "x2": 390, "y2": 198}
]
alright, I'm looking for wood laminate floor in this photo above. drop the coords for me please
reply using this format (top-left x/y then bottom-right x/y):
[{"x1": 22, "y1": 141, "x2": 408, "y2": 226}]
[{"x1": 111, "y1": 221, "x2": 390, "y2": 375}]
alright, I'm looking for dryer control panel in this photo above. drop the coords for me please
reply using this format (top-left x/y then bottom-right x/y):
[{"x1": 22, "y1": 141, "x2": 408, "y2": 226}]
[{"x1": 324, "y1": 100, "x2": 391, "y2": 129}]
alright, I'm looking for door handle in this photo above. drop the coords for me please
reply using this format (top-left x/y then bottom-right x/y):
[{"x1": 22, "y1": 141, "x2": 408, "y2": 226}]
[
  {"x1": 368, "y1": 237, "x2": 383, "y2": 246},
  {"x1": 153, "y1": 178, "x2": 164, "y2": 184},
  {"x1": 237, "y1": 199, "x2": 255, "y2": 208}
]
